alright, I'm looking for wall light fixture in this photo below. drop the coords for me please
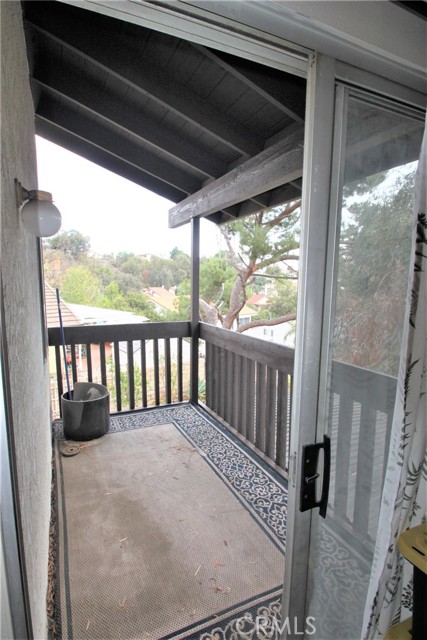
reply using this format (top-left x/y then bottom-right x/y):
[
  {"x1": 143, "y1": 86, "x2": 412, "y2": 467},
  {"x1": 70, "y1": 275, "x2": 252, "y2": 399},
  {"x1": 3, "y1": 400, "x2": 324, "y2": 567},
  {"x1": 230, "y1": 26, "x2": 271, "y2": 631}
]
[{"x1": 15, "y1": 179, "x2": 62, "y2": 237}]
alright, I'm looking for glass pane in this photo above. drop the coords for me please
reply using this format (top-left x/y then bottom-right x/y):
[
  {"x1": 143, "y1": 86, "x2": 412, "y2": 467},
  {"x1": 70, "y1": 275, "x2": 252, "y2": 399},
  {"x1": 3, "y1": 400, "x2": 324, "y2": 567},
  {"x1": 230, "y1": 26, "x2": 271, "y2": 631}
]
[{"x1": 307, "y1": 92, "x2": 424, "y2": 639}]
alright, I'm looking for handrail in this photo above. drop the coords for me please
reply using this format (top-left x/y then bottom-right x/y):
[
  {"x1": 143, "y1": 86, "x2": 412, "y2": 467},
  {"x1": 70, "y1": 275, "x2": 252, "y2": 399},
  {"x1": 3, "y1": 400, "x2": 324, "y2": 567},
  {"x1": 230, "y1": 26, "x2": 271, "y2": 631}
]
[
  {"x1": 200, "y1": 323, "x2": 294, "y2": 371},
  {"x1": 48, "y1": 321, "x2": 191, "y2": 344}
]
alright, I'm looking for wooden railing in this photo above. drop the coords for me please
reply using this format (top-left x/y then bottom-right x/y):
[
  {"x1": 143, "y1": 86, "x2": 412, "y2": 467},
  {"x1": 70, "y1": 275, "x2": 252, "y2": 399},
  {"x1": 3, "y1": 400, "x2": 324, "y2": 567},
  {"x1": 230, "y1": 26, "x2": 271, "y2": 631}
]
[
  {"x1": 48, "y1": 322, "x2": 191, "y2": 414},
  {"x1": 200, "y1": 323, "x2": 397, "y2": 543},
  {"x1": 329, "y1": 361, "x2": 397, "y2": 542},
  {"x1": 200, "y1": 323, "x2": 294, "y2": 474},
  {"x1": 48, "y1": 320, "x2": 398, "y2": 542}
]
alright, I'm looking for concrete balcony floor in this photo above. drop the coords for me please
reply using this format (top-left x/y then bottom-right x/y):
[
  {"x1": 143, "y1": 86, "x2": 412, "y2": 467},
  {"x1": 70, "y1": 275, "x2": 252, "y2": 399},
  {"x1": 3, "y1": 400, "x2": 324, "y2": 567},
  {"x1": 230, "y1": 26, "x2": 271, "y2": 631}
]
[{"x1": 51, "y1": 404, "x2": 287, "y2": 639}]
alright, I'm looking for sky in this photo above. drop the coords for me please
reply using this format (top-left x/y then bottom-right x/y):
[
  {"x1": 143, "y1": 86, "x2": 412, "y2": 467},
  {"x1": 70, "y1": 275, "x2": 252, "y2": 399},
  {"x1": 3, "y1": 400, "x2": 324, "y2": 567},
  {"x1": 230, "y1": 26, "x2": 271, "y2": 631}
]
[{"x1": 36, "y1": 136, "x2": 224, "y2": 258}]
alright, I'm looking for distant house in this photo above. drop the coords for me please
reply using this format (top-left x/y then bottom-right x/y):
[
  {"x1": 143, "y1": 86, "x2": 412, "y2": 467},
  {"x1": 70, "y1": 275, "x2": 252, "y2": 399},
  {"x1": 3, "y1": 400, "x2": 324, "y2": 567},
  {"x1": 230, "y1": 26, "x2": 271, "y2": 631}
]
[
  {"x1": 246, "y1": 293, "x2": 269, "y2": 308},
  {"x1": 236, "y1": 303, "x2": 258, "y2": 328},
  {"x1": 44, "y1": 282, "x2": 81, "y2": 329},
  {"x1": 143, "y1": 286, "x2": 177, "y2": 315},
  {"x1": 66, "y1": 303, "x2": 147, "y2": 326}
]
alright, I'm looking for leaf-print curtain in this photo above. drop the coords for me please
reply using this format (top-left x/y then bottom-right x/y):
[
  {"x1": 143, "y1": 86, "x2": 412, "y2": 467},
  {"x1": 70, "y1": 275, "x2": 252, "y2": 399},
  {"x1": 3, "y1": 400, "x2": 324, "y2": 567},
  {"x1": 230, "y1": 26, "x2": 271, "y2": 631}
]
[{"x1": 362, "y1": 118, "x2": 427, "y2": 638}]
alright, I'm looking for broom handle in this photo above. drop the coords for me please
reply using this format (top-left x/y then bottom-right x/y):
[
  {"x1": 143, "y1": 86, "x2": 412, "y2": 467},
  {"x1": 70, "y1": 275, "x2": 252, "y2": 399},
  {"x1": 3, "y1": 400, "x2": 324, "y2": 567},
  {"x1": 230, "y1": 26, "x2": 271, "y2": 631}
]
[{"x1": 56, "y1": 288, "x2": 72, "y2": 398}]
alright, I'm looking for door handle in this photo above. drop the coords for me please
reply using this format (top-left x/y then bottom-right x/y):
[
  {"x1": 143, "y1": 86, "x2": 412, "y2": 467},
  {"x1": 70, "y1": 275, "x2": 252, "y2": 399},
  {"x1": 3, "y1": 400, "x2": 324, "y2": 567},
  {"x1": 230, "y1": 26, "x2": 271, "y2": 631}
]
[{"x1": 300, "y1": 435, "x2": 330, "y2": 518}]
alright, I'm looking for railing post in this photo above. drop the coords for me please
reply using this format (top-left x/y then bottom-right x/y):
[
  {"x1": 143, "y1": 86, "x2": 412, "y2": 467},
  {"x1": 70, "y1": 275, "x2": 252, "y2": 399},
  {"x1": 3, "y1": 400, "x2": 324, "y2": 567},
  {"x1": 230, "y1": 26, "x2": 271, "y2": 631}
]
[{"x1": 190, "y1": 217, "x2": 200, "y2": 403}]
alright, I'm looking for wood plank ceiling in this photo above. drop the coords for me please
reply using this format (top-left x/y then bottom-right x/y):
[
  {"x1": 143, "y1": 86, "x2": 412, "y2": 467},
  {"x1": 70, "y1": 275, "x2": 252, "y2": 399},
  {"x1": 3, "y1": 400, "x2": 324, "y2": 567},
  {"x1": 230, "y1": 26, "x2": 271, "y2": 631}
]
[{"x1": 22, "y1": 0, "x2": 306, "y2": 226}]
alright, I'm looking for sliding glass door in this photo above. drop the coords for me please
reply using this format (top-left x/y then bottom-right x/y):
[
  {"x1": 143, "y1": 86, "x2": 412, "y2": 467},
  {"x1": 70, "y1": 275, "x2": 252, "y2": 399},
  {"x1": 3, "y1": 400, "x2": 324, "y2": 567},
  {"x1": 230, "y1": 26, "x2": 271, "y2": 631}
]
[{"x1": 284, "y1": 54, "x2": 425, "y2": 639}]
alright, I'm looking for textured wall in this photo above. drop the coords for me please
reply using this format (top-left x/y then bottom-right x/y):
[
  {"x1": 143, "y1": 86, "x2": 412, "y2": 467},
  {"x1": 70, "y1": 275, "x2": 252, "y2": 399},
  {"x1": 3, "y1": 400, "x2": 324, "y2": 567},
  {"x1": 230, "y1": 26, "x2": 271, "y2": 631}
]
[{"x1": 1, "y1": 2, "x2": 52, "y2": 638}]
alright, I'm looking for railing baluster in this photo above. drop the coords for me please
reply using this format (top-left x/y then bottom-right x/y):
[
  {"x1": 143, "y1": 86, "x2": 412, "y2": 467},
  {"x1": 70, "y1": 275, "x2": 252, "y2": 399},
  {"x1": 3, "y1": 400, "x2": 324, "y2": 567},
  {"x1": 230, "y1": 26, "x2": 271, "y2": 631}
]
[
  {"x1": 255, "y1": 363, "x2": 266, "y2": 453},
  {"x1": 246, "y1": 359, "x2": 256, "y2": 444},
  {"x1": 127, "y1": 340, "x2": 135, "y2": 410},
  {"x1": 55, "y1": 345, "x2": 63, "y2": 414},
  {"x1": 165, "y1": 338, "x2": 171, "y2": 404},
  {"x1": 218, "y1": 347, "x2": 226, "y2": 419},
  {"x1": 353, "y1": 404, "x2": 376, "y2": 536},
  {"x1": 265, "y1": 367, "x2": 277, "y2": 461},
  {"x1": 288, "y1": 374, "x2": 293, "y2": 465},
  {"x1": 114, "y1": 342, "x2": 122, "y2": 412},
  {"x1": 153, "y1": 339, "x2": 160, "y2": 405},
  {"x1": 225, "y1": 349, "x2": 233, "y2": 425},
  {"x1": 212, "y1": 344, "x2": 220, "y2": 415},
  {"x1": 177, "y1": 338, "x2": 183, "y2": 402},
  {"x1": 334, "y1": 395, "x2": 353, "y2": 520},
  {"x1": 86, "y1": 343, "x2": 93, "y2": 381},
  {"x1": 233, "y1": 354, "x2": 241, "y2": 434},
  {"x1": 70, "y1": 343, "x2": 78, "y2": 384},
  {"x1": 276, "y1": 372, "x2": 289, "y2": 469},
  {"x1": 140, "y1": 340, "x2": 147, "y2": 408},
  {"x1": 99, "y1": 342, "x2": 107, "y2": 386}
]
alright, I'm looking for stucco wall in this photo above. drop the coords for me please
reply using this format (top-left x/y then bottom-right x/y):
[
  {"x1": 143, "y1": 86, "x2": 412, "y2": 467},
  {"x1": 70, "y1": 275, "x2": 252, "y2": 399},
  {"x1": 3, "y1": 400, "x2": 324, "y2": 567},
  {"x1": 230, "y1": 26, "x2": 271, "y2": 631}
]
[{"x1": 1, "y1": 2, "x2": 52, "y2": 638}]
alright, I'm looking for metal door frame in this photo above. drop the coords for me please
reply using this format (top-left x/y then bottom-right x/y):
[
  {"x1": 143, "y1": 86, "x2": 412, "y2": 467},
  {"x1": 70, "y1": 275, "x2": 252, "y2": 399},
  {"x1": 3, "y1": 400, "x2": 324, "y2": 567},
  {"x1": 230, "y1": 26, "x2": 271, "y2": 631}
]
[{"x1": 283, "y1": 55, "x2": 425, "y2": 638}]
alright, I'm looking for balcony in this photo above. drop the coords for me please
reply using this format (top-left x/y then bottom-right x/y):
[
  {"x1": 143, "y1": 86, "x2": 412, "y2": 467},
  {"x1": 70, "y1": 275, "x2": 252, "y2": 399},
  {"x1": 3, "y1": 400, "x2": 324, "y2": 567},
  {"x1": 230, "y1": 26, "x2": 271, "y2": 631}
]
[{"x1": 48, "y1": 321, "x2": 396, "y2": 637}]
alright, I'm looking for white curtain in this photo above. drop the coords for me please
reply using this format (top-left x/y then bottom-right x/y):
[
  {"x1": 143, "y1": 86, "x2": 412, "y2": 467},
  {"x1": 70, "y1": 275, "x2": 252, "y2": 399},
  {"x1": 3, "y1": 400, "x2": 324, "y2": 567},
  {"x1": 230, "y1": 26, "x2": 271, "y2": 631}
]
[{"x1": 362, "y1": 118, "x2": 427, "y2": 638}]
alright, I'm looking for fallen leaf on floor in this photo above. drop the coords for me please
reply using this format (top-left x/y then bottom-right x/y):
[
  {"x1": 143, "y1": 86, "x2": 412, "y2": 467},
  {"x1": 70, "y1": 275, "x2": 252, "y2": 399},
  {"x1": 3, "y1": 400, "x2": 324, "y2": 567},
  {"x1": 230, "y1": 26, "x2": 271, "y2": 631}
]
[
  {"x1": 210, "y1": 584, "x2": 231, "y2": 593},
  {"x1": 194, "y1": 564, "x2": 202, "y2": 576},
  {"x1": 213, "y1": 561, "x2": 225, "y2": 567},
  {"x1": 119, "y1": 598, "x2": 126, "y2": 608},
  {"x1": 209, "y1": 577, "x2": 231, "y2": 593}
]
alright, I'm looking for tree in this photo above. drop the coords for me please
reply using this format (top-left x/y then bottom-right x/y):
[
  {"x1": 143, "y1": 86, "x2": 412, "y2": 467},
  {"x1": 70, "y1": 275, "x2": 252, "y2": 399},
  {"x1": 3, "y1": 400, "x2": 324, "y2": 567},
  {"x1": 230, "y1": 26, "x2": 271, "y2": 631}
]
[
  {"x1": 61, "y1": 266, "x2": 101, "y2": 305},
  {"x1": 198, "y1": 201, "x2": 301, "y2": 330},
  {"x1": 334, "y1": 167, "x2": 416, "y2": 375},
  {"x1": 45, "y1": 229, "x2": 90, "y2": 258}
]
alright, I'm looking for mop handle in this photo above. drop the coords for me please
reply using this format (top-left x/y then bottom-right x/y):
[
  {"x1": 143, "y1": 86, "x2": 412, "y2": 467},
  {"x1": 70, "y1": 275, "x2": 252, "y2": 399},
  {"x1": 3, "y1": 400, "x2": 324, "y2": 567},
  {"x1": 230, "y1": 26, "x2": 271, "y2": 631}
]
[{"x1": 56, "y1": 288, "x2": 72, "y2": 398}]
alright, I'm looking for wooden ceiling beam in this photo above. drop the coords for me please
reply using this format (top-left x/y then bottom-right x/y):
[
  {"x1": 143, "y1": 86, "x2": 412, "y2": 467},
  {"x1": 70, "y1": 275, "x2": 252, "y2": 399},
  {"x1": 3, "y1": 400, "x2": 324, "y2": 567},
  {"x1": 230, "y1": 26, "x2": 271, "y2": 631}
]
[
  {"x1": 36, "y1": 118, "x2": 188, "y2": 203},
  {"x1": 169, "y1": 126, "x2": 304, "y2": 228},
  {"x1": 31, "y1": 70, "x2": 228, "y2": 181},
  {"x1": 25, "y1": 15, "x2": 264, "y2": 157},
  {"x1": 36, "y1": 95, "x2": 201, "y2": 195},
  {"x1": 192, "y1": 44, "x2": 305, "y2": 124}
]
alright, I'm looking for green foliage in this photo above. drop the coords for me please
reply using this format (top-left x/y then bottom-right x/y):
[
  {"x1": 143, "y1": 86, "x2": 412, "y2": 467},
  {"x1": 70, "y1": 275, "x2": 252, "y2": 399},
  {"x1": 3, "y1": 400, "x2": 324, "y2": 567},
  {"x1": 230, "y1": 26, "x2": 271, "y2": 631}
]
[
  {"x1": 269, "y1": 279, "x2": 298, "y2": 318},
  {"x1": 199, "y1": 254, "x2": 235, "y2": 307},
  {"x1": 45, "y1": 244, "x2": 192, "y2": 320},
  {"x1": 224, "y1": 204, "x2": 300, "y2": 270},
  {"x1": 335, "y1": 168, "x2": 415, "y2": 375},
  {"x1": 45, "y1": 229, "x2": 90, "y2": 258},
  {"x1": 44, "y1": 200, "x2": 302, "y2": 334},
  {"x1": 107, "y1": 358, "x2": 145, "y2": 408},
  {"x1": 61, "y1": 266, "x2": 101, "y2": 305}
]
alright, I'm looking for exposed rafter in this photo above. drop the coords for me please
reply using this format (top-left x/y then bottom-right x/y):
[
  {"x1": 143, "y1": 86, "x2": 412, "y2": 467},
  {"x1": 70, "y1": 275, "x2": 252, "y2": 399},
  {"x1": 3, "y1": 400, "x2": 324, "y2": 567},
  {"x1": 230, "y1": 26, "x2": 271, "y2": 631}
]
[
  {"x1": 37, "y1": 93, "x2": 201, "y2": 192},
  {"x1": 31, "y1": 72, "x2": 228, "y2": 181},
  {"x1": 169, "y1": 127, "x2": 304, "y2": 228},
  {"x1": 192, "y1": 43, "x2": 305, "y2": 124},
  {"x1": 25, "y1": 16, "x2": 264, "y2": 157},
  {"x1": 23, "y1": 1, "x2": 309, "y2": 223},
  {"x1": 36, "y1": 118, "x2": 189, "y2": 202}
]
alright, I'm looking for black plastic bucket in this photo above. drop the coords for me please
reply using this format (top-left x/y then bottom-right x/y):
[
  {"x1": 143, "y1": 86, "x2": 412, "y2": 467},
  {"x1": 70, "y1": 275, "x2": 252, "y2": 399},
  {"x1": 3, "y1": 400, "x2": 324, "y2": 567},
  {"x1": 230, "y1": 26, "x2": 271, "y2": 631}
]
[{"x1": 61, "y1": 382, "x2": 110, "y2": 441}]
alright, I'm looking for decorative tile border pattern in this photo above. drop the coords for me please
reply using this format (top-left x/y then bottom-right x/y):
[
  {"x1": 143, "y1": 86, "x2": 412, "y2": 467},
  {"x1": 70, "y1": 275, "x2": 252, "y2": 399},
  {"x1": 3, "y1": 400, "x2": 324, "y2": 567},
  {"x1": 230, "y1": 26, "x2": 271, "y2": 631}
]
[{"x1": 169, "y1": 588, "x2": 283, "y2": 640}]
